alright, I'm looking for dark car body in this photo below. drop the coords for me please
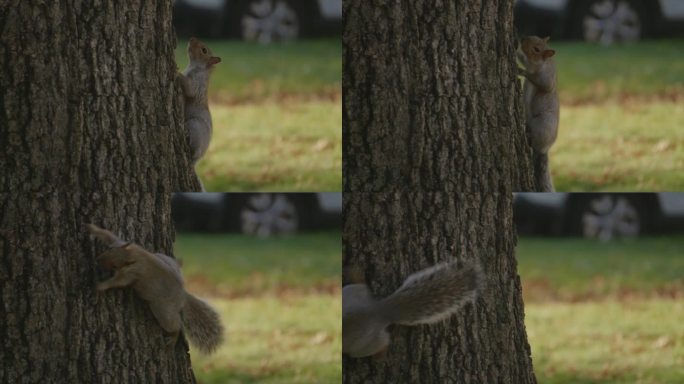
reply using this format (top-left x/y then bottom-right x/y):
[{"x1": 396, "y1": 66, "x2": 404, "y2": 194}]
[
  {"x1": 172, "y1": 193, "x2": 341, "y2": 234},
  {"x1": 515, "y1": 0, "x2": 684, "y2": 42},
  {"x1": 173, "y1": 0, "x2": 341, "y2": 40},
  {"x1": 514, "y1": 193, "x2": 684, "y2": 239}
]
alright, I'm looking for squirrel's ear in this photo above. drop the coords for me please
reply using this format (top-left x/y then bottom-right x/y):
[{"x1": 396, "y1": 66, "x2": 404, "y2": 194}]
[
  {"x1": 209, "y1": 56, "x2": 221, "y2": 66},
  {"x1": 543, "y1": 49, "x2": 555, "y2": 58},
  {"x1": 543, "y1": 36, "x2": 550, "y2": 43}
]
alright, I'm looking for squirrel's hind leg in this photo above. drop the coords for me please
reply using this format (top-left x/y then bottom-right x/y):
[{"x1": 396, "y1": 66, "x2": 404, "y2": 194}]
[
  {"x1": 149, "y1": 301, "x2": 183, "y2": 335},
  {"x1": 527, "y1": 114, "x2": 558, "y2": 154},
  {"x1": 186, "y1": 118, "x2": 211, "y2": 163}
]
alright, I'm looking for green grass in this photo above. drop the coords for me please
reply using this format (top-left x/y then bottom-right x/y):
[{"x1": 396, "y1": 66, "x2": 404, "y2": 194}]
[
  {"x1": 174, "y1": 232, "x2": 341, "y2": 293},
  {"x1": 199, "y1": 100, "x2": 341, "y2": 191},
  {"x1": 527, "y1": 300, "x2": 684, "y2": 384},
  {"x1": 554, "y1": 39, "x2": 684, "y2": 103},
  {"x1": 551, "y1": 102, "x2": 684, "y2": 191},
  {"x1": 544, "y1": 40, "x2": 684, "y2": 191},
  {"x1": 176, "y1": 39, "x2": 341, "y2": 102},
  {"x1": 518, "y1": 237, "x2": 684, "y2": 383},
  {"x1": 517, "y1": 236, "x2": 684, "y2": 300},
  {"x1": 191, "y1": 295, "x2": 341, "y2": 384},
  {"x1": 175, "y1": 232, "x2": 341, "y2": 383}
]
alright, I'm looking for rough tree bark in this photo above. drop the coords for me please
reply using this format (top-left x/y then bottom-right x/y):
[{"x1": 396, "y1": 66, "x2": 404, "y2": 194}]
[
  {"x1": 343, "y1": 1, "x2": 538, "y2": 192},
  {"x1": 0, "y1": 1, "x2": 200, "y2": 383},
  {"x1": 0, "y1": 1, "x2": 199, "y2": 192},
  {"x1": 0, "y1": 193, "x2": 196, "y2": 383},
  {"x1": 343, "y1": 192, "x2": 536, "y2": 383},
  {"x1": 342, "y1": 1, "x2": 538, "y2": 382}
]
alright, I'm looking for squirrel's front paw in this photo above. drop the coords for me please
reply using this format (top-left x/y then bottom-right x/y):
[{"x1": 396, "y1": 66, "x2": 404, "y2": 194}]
[{"x1": 96, "y1": 282, "x2": 109, "y2": 291}]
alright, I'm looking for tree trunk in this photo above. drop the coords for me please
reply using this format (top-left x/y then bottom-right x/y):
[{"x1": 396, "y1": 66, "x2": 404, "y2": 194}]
[
  {"x1": 342, "y1": 1, "x2": 538, "y2": 382},
  {"x1": 0, "y1": 1, "x2": 199, "y2": 192},
  {"x1": 343, "y1": 192, "x2": 536, "y2": 383},
  {"x1": 0, "y1": 1, "x2": 199, "y2": 382},
  {"x1": 343, "y1": 1, "x2": 538, "y2": 192},
  {"x1": 0, "y1": 193, "x2": 196, "y2": 383}
]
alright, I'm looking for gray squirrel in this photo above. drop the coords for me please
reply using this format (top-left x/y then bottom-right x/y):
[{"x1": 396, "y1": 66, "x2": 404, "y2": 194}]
[
  {"x1": 177, "y1": 37, "x2": 221, "y2": 190},
  {"x1": 517, "y1": 36, "x2": 559, "y2": 192},
  {"x1": 86, "y1": 223, "x2": 224, "y2": 354},
  {"x1": 343, "y1": 260, "x2": 484, "y2": 358}
]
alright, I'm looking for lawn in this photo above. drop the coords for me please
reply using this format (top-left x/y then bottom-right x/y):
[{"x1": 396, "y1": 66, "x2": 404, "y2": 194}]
[
  {"x1": 544, "y1": 39, "x2": 684, "y2": 191},
  {"x1": 517, "y1": 236, "x2": 684, "y2": 383},
  {"x1": 173, "y1": 232, "x2": 341, "y2": 383},
  {"x1": 555, "y1": 40, "x2": 684, "y2": 104},
  {"x1": 175, "y1": 39, "x2": 341, "y2": 191},
  {"x1": 552, "y1": 102, "x2": 684, "y2": 191},
  {"x1": 200, "y1": 101, "x2": 341, "y2": 191}
]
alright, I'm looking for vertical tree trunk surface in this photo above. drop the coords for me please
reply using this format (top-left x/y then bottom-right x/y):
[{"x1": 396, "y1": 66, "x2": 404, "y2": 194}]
[
  {"x1": 343, "y1": 192, "x2": 536, "y2": 383},
  {"x1": 1, "y1": 1, "x2": 199, "y2": 382},
  {"x1": 343, "y1": 1, "x2": 538, "y2": 382},
  {"x1": 0, "y1": 193, "x2": 196, "y2": 383},
  {"x1": 343, "y1": 1, "x2": 536, "y2": 192},
  {"x1": 0, "y1": 1, "x2": 199, "y2": 192}
]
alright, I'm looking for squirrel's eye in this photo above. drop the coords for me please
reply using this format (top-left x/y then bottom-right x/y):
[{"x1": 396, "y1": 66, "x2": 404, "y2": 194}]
[
  {"x1": 533, "y1": 47, "x2": 540, "y2": 53},
  {"x1": 201, "y1": 48, "x2": 208, "y2": 54}
]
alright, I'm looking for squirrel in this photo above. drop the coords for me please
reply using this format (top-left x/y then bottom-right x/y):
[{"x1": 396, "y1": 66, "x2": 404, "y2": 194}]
[
  {"x1": 517, "y1": 35, "x2": 559, "y2": 192},
  {"x1": 176, "y1": 38, "x2": 221, "y2": 190},
  {"x1": 342, "y1": 260, "x2": 484, "y2": 358},
  {"x1": 86, "y1": 223, "x2": 224, "y2": 354}
]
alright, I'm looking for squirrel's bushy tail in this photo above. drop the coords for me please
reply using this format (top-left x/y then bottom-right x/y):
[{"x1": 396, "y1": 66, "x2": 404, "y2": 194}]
[
  {"x1": 182, "y1": 293, "x2": 224, "y2": 353},
  {"x1": 534, "y1": 152, "x2": 554, "y2": 192},
  {"x1": 381, "y1": 260, "x2": 484, "y2": 326}
]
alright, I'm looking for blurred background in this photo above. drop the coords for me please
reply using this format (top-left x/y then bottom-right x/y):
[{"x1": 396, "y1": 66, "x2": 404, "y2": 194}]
[
  {"x1": 173, "y1": 0, "x2": 341, "y2": 192},
  {"x1": 172, "y1": 192, "x2": 341, "y2": 234},
  {"x1": 514, "y1": 0, "x2": 684, "y2": 191},
  {"x1": 514, "y1": 193, "x2": 684, "y2": 240},
  {"x1": 514, "y1": 192, "x2": 684, "y2": 383},
  {"x1": 171, "y1": 192, "x2": 341, "y2": 383},
  {"x1": 515, "y1": 0, "x2": 684, "y2": 44},
  {"x1": 173, "y1": 0, "x2": 341, "y2": 42}
]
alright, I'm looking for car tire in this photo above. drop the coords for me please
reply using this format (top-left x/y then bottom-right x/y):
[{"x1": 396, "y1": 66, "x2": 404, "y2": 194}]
[
  {"x1": 230, "y1": 0, "x2": 309, "y2": 43},
  {"x1": 565, "y1": 194, "x2": 656, "y2": 240},
  {"x1": 571, "y1": 0, "x2": 649, "y2": 44}
]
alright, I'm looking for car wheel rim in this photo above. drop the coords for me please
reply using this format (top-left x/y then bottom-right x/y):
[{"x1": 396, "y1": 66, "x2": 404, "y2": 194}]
[
  {"x1": 581, "y1": 196, "x2": 640, "y2": 241},
  {"x1": 240, "y1": 194, "x2": 299, "y2": 236},
  {"x1": 583, "y1": 0, "x2": 641, "y2": 45},
  {"x1": 241, "y1": 0, "x2": 299, "y2": 43}
]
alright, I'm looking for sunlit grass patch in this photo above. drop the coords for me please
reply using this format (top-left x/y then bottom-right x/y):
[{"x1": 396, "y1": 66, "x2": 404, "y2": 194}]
[
  {"x1": 519, "y1": 236, "x2": 684, "y2": 383},
  {"x1": 175, "y1": 233, "x2": 341, "y2": 383},
  {"x1": 197, "y1": 100, "x2": 341, "y2": 191},
  {"x1": 551, "y1": 101, "x2": 684, "y2": 191},
  {"x1": 527, "y1": 300, "x2": 684, "y2": 384}
]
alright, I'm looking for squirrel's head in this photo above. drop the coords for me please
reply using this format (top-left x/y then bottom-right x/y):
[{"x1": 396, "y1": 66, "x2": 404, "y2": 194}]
[
  {"x1": 188, "y1": 37, "x2": 221, "y2": 69},
  {"x1": 521, "y1": 36, "x2": 555, "y2": 62}
]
